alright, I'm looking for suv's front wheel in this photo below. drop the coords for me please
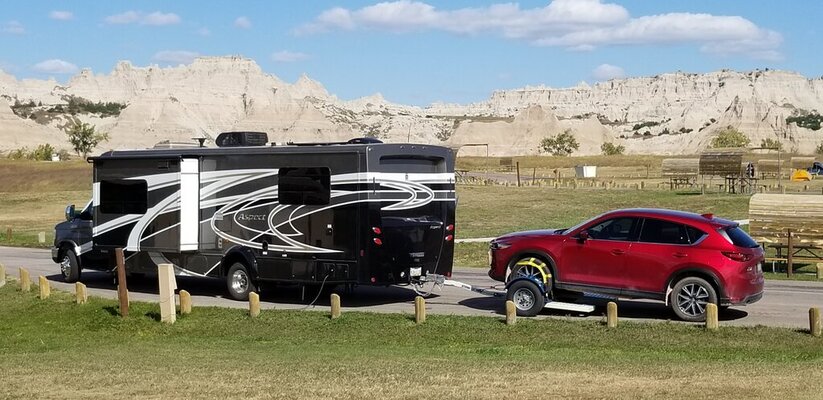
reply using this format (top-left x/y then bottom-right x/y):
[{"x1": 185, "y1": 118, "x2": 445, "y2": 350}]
[{"x1": 670, "y1": 277, "x2": 718, "y2": 322}]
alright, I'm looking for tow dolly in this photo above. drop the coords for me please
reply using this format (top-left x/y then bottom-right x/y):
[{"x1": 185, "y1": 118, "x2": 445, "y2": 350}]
[{"x1": 416, "y1": 273, "x2": 596, "y2": 316}]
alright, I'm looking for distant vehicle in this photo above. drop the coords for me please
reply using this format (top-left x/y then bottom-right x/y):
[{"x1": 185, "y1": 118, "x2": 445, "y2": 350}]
[
  {"x1": 489, "y1": 209, "x2": 764, "y2": 321},
  {"x1": 808, "y1": 161, "x2": 823, "y2": 176},
  {"x1": 53, "y1": 133, "x2": 456, "y2": 301}
]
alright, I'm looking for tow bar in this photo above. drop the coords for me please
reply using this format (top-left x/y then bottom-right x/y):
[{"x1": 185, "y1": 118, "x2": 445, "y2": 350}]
[{"x1": 418, "y1": 274, "x2": 596, "y2": 314}]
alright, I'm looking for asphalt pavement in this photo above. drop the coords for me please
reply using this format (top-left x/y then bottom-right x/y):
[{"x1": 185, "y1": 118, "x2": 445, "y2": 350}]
[{"x1": 1, "y1": 246, "x2": 821, "y2": 328}]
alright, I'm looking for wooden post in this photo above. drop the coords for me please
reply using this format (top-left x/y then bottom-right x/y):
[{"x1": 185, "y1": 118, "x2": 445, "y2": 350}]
[
  {"x1": 179, "y1": 290, "x2": 192, "y2": 315},
  {"x1": 115, "y1": 248, "x2": 129, "y2": 317},
  {"x1": 414, "y1": 296, "x2": 426, "y2": 324},
  {"x1": 19, "y1": 267, "x2": 30, "y2": 292},
  {"x1": 787, "y1": 229, "x2": 794, "y2": 278},
  {"x1": 37, "y1": 232, "x2": 46, "y2": 244},
  {"x1": 817, "y1": 263, "x2": 823, "y2": 280},
  {"x1": 516, "y1": 162, "x2": 521, "y2": 187},
  {"x1": 0, "y1": 263, "x2": 5, "y2": 288},
  {"x1": 38, "y1": 276, "x2": 49, "y2": 299},
  {"x1": 607, "y1": 302, "x2": 618, "y2": 328},
  {"x1": 706, "y1": 303, "x2": 719, "y2": 331},
  {"x1": 158, "y1": 263, "x2": 176, "y2": 323},
  {"x1": 75, "y1": 282, "x2": 87, "y2": 304},
  {"x1": 640, "y1": 181, "x2": 645, "y2": 190},
  {"x1": 249, "y1": 292, "x2": 260, "y2": 318},
  {"x1": 330, "y1": 293, "x2": 341, "y2": 319},
  {"x1": 505, "y1": 300, "x2": 516, "y2": 325},
  {"x1": 532, "y1": 168, "x2": 536, "y2": 185},
  {"x1": 5, "y1": 227, "x2": 11, "y2": 241},
  {"x1": 810, "y1": 308, "x2": 821, "y2": 337}
]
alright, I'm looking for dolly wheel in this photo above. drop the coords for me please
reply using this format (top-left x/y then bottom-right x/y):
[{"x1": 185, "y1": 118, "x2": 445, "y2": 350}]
[{"x1": 507, "y1": 280, "x2": 545, "y2": 317}]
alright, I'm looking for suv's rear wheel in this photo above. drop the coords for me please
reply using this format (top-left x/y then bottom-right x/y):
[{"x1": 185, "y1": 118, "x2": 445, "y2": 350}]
[
  {"x1": 226, "y1": 262, "x2": 256, "y2": 301},
  {"x1": 670, "y1": 277, "x2": 718, "y2": 322},
  {"x1": 59, "y1": 248, "x2": 80, "y2": 283}
]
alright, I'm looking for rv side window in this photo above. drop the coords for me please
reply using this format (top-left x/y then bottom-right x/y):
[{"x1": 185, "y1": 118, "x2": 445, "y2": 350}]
[
  {"x1": 278, "y1": 167, "x2": 330, "y2": 205},
  {"x1": 100, "y1": 180, "x2": 148, "y2": 214}
]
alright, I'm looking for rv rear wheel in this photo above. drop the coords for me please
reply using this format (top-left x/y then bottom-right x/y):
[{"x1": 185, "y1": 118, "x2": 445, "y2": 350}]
[
  {"x1": 59, "y1": 248, "x2": 80, "y2": 283},
  {"x1": 226, "y1": 262, "x2": 256, "y2": 301}
]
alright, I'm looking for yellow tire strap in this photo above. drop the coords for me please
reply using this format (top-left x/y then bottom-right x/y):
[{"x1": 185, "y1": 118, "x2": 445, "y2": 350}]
[{"x1": 514, "y1": 257, "x2": 551, "y2": 284}]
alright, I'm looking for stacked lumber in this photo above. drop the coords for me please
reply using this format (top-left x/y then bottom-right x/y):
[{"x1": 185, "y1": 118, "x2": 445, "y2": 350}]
[
  {"x1": 699, "y1": 148, "x2": 745, "y2": 177},
  {"x1": 749, "y1": 194, "x2": 823, "y2": 245},
  {"x1": 791, "y1": 156, "x2": 816, "y2": 170},
  {"x1": 661, "y1": 158, "x2": 699, "y2": 177}
]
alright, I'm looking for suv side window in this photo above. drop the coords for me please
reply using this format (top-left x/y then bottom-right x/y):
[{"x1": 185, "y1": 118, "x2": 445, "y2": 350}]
[
  {"x1": 639, "y1": 218, "x2": 691, "y2": 245},
  {"x1": 587, "y1": 217, "x2": 639, "y2": 241}
]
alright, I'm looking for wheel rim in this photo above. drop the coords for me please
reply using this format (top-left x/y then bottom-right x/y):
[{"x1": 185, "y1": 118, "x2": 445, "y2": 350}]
[
  {"x1": 231, "y1": 270, "x2": 249, "y2": 294},
  {"x1": 676, "y1": 283, "x2": 710, "y2": 317},
  {"x1": 60, "y1": 255, "x2": 72, "y2": 278},
  {"x1": 510, "y1": 258, "x2": 548, "y2": 283},
  {"x1": 513, "y1": 288, "x2": 535, "y2": 311}
]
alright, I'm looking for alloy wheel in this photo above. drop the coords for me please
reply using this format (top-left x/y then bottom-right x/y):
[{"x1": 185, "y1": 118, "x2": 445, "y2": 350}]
[{"x1": 676, "y1": 283, "x2": 710, "y2": 317}]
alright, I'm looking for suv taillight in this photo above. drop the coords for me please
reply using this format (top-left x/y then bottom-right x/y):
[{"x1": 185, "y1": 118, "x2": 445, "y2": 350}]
[{"x1": 722, "y1": 251, "x2": 751, "y2": 262}]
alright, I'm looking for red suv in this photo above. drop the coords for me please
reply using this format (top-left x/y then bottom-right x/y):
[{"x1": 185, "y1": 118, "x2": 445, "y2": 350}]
[{"x1": 489, "y1": 209, "x2": 764, "y2": 321}]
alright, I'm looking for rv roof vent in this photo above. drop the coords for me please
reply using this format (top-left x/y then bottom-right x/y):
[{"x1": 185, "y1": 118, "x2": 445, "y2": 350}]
[
  {"x1": 216, "y1": 131, "x2": 269, "y2": 147},
  {"x1": 153, "y1": 140, "x2": 200, "y2": 149},
  {"x1": 347, "y1": 137, "x2": 383, "y2": 144}
]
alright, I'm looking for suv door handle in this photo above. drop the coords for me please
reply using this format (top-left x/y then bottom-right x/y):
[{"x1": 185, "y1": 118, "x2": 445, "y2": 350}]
[
  {"x1": 611, "y1": 249, "x2": 625, "y2": 256},
  {"x1": 673, "y1": 252, "x2": 688, "y2": 258}
]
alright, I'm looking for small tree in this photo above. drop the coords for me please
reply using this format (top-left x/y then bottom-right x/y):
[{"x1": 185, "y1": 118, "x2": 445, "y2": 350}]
[
  {"x1": 601, "y1": 142, "x2": 625, "y2": 156},
  {"x1": 540, "y1": 130, "x2": 579, "y2": 156},
  {"x1": 711, "y1": 127, "x2": 750, "y2": 148},
  {"x1": 66, "y1": 122, "x2": 109, "y2": 158},
  {"x1": 759, "y1": 138, "x2": 782, "y2": 151},
  {"x1": 816, "y1": 142, "x2": 823, "y2": 155}
]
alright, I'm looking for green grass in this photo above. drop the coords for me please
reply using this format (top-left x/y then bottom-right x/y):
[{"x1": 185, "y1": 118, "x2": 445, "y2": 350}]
[{"x1": 1, "y1": 283, "x2": 822, "y2": 399}]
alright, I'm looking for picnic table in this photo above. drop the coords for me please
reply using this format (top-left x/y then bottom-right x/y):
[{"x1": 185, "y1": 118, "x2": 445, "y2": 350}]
[{"x1": 764, "y1": 243, "x2": 823, "y2": 272}]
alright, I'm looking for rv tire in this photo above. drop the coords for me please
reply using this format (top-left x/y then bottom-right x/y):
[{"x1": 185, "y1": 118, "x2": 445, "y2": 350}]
[
  {"x1": 59, "y1": 248, "x2": 81, "y2": 283},
  {"x1": 226, "y1": 262, "x2": 256, "y2": 301}
]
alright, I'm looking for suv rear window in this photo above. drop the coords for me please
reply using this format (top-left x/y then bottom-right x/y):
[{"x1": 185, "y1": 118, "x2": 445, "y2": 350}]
[{"x1": 722, "y1": 226, "x2": 760, "y2": 248}]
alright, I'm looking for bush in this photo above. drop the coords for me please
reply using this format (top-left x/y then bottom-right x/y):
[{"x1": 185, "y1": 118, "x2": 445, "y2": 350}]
[
  {"x1": 632, "y1": 121, "x2": 659, "y2": 131},
  {"x1": 601, "y1": 142, "x2": 625, "y2": 156},
  {"x1": 786, "y1": 113, "x2": 822, "y2": 131},
  {"x1": 711, "y1": 127, "x2": 750, "y2": 148},
  {"x1": 6, "y1": 144, "x2": 56, "y2": 161},
  {"x1": 539, "y1": 130, "x2": 579, "y2": 156},
  {"x1": 66, "y1": 122, "x2": 109, "y2": 158},
  {"x1": 759, "y1": 138, "x2": 782, "y2": 151},
  {"x1": 816, "y1": 143, "x2": 823, "y2": 155}
]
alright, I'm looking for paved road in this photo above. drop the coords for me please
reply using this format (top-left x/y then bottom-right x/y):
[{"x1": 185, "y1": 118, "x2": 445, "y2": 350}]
[{"x1": 2, "y1": 246, "x2": 821, "y2": 328}]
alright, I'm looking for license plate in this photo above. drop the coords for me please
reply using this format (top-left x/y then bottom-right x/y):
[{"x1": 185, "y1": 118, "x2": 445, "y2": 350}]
[{"x1": 410, "y1": 267, "x2": 422, "y2": 277}]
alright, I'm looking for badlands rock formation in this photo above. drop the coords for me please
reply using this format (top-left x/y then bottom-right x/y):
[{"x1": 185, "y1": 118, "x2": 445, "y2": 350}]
[{"x1": 0, "y1": 56, "x2": 821, "y2": 156}]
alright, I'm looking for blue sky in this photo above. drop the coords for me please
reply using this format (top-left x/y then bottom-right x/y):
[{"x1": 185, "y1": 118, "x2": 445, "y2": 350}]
[{"x1": 0, "y1": 1, "x2": 820, "y2": 105}]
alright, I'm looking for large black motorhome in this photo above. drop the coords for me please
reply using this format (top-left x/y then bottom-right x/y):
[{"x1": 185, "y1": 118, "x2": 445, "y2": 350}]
[{"x1": 52, "y1": 133, "x2": 456, "y2": 300}]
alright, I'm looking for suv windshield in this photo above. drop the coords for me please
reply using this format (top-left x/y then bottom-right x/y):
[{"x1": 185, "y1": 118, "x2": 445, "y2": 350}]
[{"x1": 721, "y1": 226, "x2": 760, "y2": 248}]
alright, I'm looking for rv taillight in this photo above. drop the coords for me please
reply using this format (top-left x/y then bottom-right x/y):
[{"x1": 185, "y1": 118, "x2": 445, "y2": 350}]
[
  {"x1": 445, "y1": 235, "x2": 454, "y2": 242},
  {"x1": 370, "y1": 277, "x2": 376, "y2": 283},
  {"x1": 373, "y1": 238, "x2": 383, "y2": 246},
  {"x1": 446, "y1": 224, "x2": 454, "y2": 232},
  {"x1": 372, "y1": 227, "x2": 382, "y2": 235},
  {"x1": 445, "y1": 271, "x2": 451, "y2": 278}
]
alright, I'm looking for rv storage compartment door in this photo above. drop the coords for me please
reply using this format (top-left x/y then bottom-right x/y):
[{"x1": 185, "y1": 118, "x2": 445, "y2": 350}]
[{"x1": 179, "y1": 158, "x2": 200, "y2": 251}]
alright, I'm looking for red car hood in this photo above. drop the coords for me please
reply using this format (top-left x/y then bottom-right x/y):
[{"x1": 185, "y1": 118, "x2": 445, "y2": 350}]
[{"x1": 495, "y1": 229, "x2": 565, "y2": 240}]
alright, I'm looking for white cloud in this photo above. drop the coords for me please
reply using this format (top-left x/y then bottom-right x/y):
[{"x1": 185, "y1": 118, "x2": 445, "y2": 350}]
[
  {"x1": 104, "y1": 11, "x2": 180, "y2": 26},
  {"x1": 196, "y1": 27, "x2": 211, "y2": 36},
  {"x1": 2, "y1": 20, "x2": 25, "y2": 35},
  {"x1": 592, "y1": 64, "x2": 625, "y2": 81},
  {"x1": 152, "y1": 50, "x2": 200, "y2": 65},
  {"x1": 32, "y1": 59, "x2": 79, "y2": 74},
  {"x1": 296, "y1": 0, "x2": 782, "y2": 60},
  {"x1": 272, "y1": 51, "x2": 309, "y2": 63},
  {"x1": 49, "y1": 11, "x2": 74, "y2": 21},
  {"x1": 234, "y1": 16, "x2": 252, "y2": 29}
]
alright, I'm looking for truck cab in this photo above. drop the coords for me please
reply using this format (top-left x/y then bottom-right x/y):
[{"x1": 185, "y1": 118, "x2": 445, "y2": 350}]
[{"x1": 52, "y1": 201, "x2": 110, "y2": 281}]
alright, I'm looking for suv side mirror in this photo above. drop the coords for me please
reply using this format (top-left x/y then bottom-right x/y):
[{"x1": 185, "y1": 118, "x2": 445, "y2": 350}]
[
  {"x1": 65, "y1": 204, "x2": 76, "y2": 221},
  {"x1": 577, "y1": 230, "x2": 589, "y2": 242}
]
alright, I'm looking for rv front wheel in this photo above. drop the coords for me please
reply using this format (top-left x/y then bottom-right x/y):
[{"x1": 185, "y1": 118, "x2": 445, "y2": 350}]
[
  {"x1": 59, "y1": 248, "x2": 80, "y2": 283},
  {"x1": 226, "y1": 262, "x2": 256, "y2": 301}
]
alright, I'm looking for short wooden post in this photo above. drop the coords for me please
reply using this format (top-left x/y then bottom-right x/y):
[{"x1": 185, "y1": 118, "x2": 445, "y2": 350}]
[
  {"x1": 249, "y1": 292, "x2": 260, "y2": 318},
  {"x1": 640, "y1": 181, "x2": 645, "y2": 190},
  {"x1": 810, "y1": 308, "x2": 821, "y2": 337},
  {"x1": 607, "y1": 301, "x2": 618, "y2": 328},
  {"x1": 414, "y1": 296, "x2": 426, "y2": 324},
  {"x1": 5, "y1": 227, "x2": 11, "y2": 241},
  {"x1": 817, "y1": 263, "x2": 823, "y2": 280},
  {"x1": 38, "y1": 276, "x2": 50, "y2": 299},
  {"x1": 19, "y1": 267, "x2": 30, "y2": 292},
  {"x1": 37, "y1": 232, "x2": 46, "y2": 244},
  {"x1": 330, "y1": 293, "x2": 341, "y2": 319},
  {"x1": 157, "y1": 263, "x2": 176, "y2": 323},
  {"x1": 115, "y1": 248, "x2": 129, "y2": 317},
  {"x1": 532, "y1": 168, "x2": 536, "y2": 185},
  {"x1": 179, "y1": 290, "x2": 192, "y2": 315},
  {"x1": 75, "y1": 282, "x2": 87, "y2": 304},
  {"x1": 706, "y1": 303, "x2": 719, "y2": 331},
  {"x1": 515, "y1": 162, "x2": 521, "y2": 187},
  {"x1": 505, "y1": 300, "x2": 516, "y2": 325},
  {"x1": 787, "y1": 229, "x2": 794, "y2": 278},
  {"x1": 0, "y1": 263, "x2": 5, "y2": 288}
]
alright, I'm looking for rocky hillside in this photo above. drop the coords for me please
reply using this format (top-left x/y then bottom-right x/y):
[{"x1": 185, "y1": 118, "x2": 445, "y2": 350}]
[{"x1": 1, "y1": 56, "x2": 821, "y2": 156}]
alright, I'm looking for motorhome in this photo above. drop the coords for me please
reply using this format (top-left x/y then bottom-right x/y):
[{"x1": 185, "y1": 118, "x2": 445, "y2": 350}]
[{"x1": 52, "y1": 132, "x2": 456, "y2": 300}]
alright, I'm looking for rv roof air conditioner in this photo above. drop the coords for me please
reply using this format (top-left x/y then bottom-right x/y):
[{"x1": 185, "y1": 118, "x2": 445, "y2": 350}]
[{"x1": 215, "y1": 131, "x2": 269, "y2": 147}]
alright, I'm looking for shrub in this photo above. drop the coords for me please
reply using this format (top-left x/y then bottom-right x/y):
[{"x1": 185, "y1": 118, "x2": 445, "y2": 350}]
[
  {"x1": 601, "y1": 142, "x2": 625, "y2": 156},
  {"x1": 759, "y1": 138, "x2": 782, "y2": 151},
  {"x1": 816, "y1": 143, "x2": 823, "y2": 155},
  {"x1": 30, "y1": 144, "x2": 55, "y2": 161},
  {"x1": 786, "y1": 113, "x2": 822, "y2": 131},
  {"x1": 66, "y1": 122, "x2": 109, "y2": 158},
  {"x1": 711, "y1": 127, "x2": 750, "y2": 148},
  {"x1": 539, "y1": 130, "x2": 579, "y2": 156}
]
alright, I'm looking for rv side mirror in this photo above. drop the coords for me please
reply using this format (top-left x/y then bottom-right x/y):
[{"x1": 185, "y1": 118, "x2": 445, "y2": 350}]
[
  {"x1": 577, "y1": 230, "x2": 589, "y2": 243},
  {"x1": 65, "y1": 204, "x2": 76, "y2": 221}
]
